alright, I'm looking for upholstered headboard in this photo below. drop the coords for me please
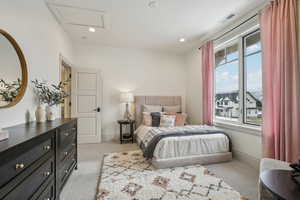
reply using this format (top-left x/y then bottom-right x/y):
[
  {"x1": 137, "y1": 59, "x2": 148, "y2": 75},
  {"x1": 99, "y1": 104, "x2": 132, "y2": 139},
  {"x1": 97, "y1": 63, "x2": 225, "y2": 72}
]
[{"x1": 134, "y1": 96, "x2": 182, "y2": 127}]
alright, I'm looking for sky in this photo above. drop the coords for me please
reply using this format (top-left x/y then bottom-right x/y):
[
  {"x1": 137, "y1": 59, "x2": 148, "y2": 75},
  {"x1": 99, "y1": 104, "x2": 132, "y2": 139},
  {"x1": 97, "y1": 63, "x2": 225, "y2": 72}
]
[{"x1": 215, "y1": 42, "x2": 262, "y2": 94}]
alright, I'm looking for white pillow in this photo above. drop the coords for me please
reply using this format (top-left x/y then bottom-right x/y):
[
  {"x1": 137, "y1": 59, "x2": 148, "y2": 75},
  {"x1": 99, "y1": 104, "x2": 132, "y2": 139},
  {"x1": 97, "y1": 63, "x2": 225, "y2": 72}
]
[
  {"x1": 160, "y1": 115, "x2": 176, "y2": 128},
  {"x1": 163, "y1": 105, "x2": 181, "y2": 113},
  {"x1": 142, "y1": 112, "x2": 152, "y2": 126},
  {"x1": 143, "y1": 104, "x2": 162, "y2": 112}
]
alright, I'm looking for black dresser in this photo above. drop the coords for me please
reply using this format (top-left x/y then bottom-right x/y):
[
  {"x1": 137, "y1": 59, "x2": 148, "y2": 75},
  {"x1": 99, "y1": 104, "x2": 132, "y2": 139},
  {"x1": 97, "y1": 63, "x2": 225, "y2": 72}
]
[{"x1": 0, "y1": 118, "x2": 77, "y2": 200}]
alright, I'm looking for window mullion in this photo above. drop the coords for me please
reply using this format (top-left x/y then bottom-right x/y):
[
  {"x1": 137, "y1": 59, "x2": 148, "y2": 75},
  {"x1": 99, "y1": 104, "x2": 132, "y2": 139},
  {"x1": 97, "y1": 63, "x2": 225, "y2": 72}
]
[{"x1": 238, "y1": 37, "x2": 244, "y2": 125}]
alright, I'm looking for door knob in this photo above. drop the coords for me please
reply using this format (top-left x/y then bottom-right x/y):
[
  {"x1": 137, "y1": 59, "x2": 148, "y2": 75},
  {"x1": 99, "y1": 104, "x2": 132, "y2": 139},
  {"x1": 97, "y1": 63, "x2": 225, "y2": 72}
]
[{"x1": 93, "y1": 107, "x2": 101, "y2": 112}]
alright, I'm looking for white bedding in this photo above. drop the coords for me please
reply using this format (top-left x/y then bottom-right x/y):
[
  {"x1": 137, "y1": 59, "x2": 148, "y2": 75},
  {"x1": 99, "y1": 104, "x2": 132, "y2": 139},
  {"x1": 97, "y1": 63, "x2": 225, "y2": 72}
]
[{"x1": 135, "y1": 125, "x2": 230, "y2": 160}]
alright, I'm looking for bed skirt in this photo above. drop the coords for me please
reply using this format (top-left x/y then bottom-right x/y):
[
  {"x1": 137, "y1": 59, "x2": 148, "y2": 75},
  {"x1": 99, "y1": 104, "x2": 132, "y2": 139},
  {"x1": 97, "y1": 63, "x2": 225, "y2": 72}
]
[{"x1": 152, "y1": 152, "x2": 232, "y2": 169}]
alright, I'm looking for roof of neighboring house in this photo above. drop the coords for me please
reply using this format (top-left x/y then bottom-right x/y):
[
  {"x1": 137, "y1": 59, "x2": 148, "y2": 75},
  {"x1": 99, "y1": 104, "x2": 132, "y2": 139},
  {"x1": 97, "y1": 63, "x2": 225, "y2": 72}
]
[
  {"x1": 246, "y1": 92, "x2": 262, "y2": 107},
  {"x1": 216, "y1": 91, "x2": 262, "y2": 107},
  {"x1": 215, "y1": 91, "x2": 239, "y2": 103}
]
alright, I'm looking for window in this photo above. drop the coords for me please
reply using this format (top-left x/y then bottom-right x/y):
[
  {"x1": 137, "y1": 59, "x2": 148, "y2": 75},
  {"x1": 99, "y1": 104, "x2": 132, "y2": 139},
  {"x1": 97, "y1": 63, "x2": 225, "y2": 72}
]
[
  {"x1": 214, "y1": 30, "x2": 262, "y2": 126},
  {"x1": 244, "y1": 31, "x2": 262, "y2": 125},
  {"x1": 215, "y1": 42, "x2": 240, "y2": 122}
]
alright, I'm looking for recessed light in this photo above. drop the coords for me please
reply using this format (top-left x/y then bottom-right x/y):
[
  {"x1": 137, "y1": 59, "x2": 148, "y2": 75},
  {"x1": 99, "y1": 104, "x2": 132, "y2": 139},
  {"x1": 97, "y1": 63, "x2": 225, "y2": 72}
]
[
  {"x1": 179, "y1": 38, "x2": 186, "y2": 43},
  {"x1": 148, "y1": 0, "x2": 157, "y2": 8},
  {"x1": 89, "y1": 27, "x2": 96, "y2": 32}
]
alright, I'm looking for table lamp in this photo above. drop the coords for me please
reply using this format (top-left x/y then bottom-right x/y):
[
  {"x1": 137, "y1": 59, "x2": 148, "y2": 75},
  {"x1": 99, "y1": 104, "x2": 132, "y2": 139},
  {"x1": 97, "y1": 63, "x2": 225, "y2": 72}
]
[{"x1": 120, "y1": 92, "x2": 134, "y2": 120}]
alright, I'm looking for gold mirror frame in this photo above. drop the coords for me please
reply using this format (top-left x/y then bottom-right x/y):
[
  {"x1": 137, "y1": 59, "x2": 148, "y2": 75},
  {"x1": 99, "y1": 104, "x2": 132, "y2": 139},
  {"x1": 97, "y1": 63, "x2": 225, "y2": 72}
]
[{"x1": 0, "y1": 29, "x2": 28, "y2": 109}]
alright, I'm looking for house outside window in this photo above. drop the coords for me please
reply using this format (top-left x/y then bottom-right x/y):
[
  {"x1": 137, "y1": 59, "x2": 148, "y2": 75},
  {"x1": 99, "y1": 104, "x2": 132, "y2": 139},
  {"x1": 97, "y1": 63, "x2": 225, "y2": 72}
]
[{"x1": 214, "y1": 29, "x2": 262, "y2": 126}]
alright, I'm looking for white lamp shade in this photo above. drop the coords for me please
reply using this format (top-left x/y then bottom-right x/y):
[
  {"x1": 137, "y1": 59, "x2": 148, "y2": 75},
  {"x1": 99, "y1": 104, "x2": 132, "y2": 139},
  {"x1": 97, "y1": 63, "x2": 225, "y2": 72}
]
[{"x1": 120, "y1": 92, "x2": 134, "y2": 103}]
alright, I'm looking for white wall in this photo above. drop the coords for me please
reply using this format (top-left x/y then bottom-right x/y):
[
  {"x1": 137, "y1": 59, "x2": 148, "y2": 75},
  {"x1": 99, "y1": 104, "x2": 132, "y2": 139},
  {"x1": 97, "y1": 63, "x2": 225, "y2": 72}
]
[
  {"x1": 73, "y1": 44, "x2": 186, "y2": 141},
  {"x1": 185, "y1": 49, "x2": 203, "y2": 124},
  {"x1": 184, "y1": 48, "x2": 262, "y2": 169},
  {"x1": 225, "y1": 129, "x2": 262, "y2": 169},
  {"x1": 0, "y1": 0, "x2": 73, "y2": 128}
]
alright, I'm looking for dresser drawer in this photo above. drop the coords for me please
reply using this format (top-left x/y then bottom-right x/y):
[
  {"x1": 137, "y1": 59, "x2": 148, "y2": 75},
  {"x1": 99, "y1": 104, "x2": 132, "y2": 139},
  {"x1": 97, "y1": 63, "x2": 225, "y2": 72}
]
[
  {"x1": 59, "y1": 139, "x2": 76, "y2": 162},
  {"x1": 0, "y1": 138, "x2": 53, "y2": 188},
  {"x1": 60, "y1": 150, "x2": 76, "y2": 188},
  {"x1": 58, "y1": 124, "x2": 76, "y2": 148},
  {"x1": 36, "y1": 180, "x2": 55, "y2": 200},
  {"x1": 3, "y1": 157, "x2": 54, "y2": 200}
]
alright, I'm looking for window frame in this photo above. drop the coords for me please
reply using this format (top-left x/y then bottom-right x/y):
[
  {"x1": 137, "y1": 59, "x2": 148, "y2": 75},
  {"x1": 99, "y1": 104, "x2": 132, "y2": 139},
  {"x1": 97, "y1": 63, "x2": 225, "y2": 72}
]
[
  {"x1": 214, "y1": 39, "x2": 240, "y2": 124},
  {"x1": 213, "y1": 28, "x2": 262, "y2": 129},
  {"x1": 242, "y1": 30, "x2": 262, "y2": 126}
]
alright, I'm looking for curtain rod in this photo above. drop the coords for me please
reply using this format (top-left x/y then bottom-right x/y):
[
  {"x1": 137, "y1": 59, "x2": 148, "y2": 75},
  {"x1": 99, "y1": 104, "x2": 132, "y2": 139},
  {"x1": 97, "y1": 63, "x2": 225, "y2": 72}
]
[{"x1": 198, "y1": 13, "x2": 258, "y2": 50}]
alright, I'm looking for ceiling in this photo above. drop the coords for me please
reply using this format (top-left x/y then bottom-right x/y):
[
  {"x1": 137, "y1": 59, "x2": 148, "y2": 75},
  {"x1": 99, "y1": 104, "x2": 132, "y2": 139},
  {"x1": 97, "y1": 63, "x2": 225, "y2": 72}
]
[{"x1": 46, "y1": 0, "x2": 266, "y2": 54}]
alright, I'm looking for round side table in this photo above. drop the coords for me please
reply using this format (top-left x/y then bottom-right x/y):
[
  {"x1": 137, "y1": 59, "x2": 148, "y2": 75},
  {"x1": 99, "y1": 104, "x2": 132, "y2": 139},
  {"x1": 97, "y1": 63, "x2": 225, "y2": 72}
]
[{"x1": 260, "y1": 169, "x2": 300, "y2": 200}]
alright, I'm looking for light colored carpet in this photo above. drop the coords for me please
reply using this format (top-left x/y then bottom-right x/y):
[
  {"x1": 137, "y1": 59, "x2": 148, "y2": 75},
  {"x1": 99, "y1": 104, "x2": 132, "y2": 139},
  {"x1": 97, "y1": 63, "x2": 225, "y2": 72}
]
[{"x1": 60, "y1": 142, "x2": 259, "y2": 200}]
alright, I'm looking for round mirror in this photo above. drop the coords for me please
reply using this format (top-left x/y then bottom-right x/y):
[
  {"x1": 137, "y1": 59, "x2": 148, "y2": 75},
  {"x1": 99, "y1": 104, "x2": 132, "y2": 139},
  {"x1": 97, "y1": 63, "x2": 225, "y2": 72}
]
[{"x1": 0, "y1": 29, "x2": 27, "y2": 108}]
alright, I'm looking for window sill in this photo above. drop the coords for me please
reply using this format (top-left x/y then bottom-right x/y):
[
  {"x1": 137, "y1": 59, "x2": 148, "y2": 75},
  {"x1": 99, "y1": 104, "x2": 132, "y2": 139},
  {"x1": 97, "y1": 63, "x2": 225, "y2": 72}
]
[{"x1": 214, "y1": 120, "x2": 262, "y2": 137}]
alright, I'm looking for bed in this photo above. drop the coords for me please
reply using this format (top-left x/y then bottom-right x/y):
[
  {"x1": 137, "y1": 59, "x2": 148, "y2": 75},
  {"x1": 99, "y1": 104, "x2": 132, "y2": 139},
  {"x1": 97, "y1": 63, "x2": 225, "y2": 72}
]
[{"x1": 134, "y1": 96, "x2": 232, "y2": 168}]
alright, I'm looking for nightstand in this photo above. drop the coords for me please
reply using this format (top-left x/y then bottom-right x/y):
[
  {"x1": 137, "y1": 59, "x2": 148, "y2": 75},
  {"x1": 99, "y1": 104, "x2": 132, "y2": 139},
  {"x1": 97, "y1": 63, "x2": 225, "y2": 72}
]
[{"x1": 117, "y1": 120, "x2": 136, "y2": 144}]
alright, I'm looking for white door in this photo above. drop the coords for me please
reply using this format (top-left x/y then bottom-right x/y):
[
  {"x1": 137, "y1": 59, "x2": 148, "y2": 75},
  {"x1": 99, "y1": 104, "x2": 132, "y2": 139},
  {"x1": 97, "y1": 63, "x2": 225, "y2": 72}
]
[{"x1": 71, "y1": 68, "x2": 102, "y2": 144}]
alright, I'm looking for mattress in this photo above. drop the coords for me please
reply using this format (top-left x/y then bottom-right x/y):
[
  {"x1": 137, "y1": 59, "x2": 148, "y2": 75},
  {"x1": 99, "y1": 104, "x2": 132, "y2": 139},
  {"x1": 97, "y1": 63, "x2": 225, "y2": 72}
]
[{"x1": 135, "y1": 125, "x2": 230, "y2": 160}]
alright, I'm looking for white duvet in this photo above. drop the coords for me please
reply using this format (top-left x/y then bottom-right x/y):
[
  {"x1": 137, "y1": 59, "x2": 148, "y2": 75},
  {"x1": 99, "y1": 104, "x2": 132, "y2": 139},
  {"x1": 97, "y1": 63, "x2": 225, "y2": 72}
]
[{"x1": 135, "y1": 125, "x2": 230, "y2": 160}]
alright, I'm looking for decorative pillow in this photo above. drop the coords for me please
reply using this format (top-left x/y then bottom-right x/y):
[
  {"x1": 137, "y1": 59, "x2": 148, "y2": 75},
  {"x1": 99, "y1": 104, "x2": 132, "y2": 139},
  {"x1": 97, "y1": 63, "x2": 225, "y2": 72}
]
[
  {"x1": 163, "y1": 105, "x2": 181, "y2": 113},
  {"x1": 160, "y1": 115, "x2": 176, "y2": 128},
  {"x1": 164, "y1": 112, "x2": 187, "y2": 126},
  {"x1": 143, "y1": 105, "x2": 162, "y2": 112},
  {"x1": 151, "y1": 112, "x2": 161, "y2": 127},
  {"x1": 175, "y1": 113, "x2": 187, "y2": 126},
  {"x1": 142, "y1": 112, "x2": 152, "y2": 126}
]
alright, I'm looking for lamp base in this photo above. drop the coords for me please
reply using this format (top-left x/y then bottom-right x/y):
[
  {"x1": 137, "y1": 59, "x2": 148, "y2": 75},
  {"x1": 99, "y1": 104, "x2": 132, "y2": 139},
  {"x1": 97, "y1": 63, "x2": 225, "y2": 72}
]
[{"x1": 123, "y1": 103, "x2": 132, "y2": 121}]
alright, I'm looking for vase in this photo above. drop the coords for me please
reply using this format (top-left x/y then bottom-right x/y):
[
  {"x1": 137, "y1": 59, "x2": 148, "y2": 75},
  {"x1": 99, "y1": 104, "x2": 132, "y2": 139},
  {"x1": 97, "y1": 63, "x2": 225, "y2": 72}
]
[
  {"x1": 46, "y1": 105, "x2": 56, "y2": 121},
  {"x1": 35, "y1": 105, "x2": 46, "y2": 123}
]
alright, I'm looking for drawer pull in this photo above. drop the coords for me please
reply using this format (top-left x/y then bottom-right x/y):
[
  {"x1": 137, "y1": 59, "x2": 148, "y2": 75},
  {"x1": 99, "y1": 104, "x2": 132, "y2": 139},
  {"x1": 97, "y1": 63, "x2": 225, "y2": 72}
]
[
  {"x1": 72, "y1": 128, "x2": 76, "y2": 131},
  {"x1": 43, "y1": 171, "x2": 51, "y2": 177},
  {"x1": 64, "y1": 151, "x2": 68, "y2": 156},
  {"x1": 64, "y1": 133, "x2": 70, "y2": 137},
  {"x1": 43, "y1": 145, "x2": 51, "y2": 150},
  {"x1": 72, "y1": 143, "x2": 76, "y2": 146},
  {"x1": 15, "y1": 163, "x2": 25, "y2": 169}
]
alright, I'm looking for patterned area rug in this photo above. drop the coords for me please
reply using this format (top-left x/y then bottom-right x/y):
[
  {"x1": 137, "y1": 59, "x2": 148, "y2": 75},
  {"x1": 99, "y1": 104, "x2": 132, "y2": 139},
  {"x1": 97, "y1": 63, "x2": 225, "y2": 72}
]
[{"x1": 97, "y1": 150, "x2": 247, "y2": 200}]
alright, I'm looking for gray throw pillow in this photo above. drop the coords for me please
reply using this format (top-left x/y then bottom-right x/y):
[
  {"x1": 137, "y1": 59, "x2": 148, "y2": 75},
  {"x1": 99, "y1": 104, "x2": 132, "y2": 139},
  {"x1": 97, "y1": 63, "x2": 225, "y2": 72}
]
[{"x1": 151, "y1": 112, "x2": 161, "y2": 127}]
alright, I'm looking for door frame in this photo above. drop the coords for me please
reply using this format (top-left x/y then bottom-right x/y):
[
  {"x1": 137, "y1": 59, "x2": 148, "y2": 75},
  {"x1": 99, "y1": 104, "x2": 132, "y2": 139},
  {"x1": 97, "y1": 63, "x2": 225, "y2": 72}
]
[
  {"x1": 59, "y1": 54, "x2": 73, "y2": 119},
  {"x1": 71, "y1": 67, "x2": 103, "y2": 144}
]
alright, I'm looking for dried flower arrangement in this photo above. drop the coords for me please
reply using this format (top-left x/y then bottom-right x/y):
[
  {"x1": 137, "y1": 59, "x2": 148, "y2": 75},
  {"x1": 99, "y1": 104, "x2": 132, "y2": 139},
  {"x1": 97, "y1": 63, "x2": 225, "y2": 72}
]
[
  {"x1": 31, "y1": 79, "x2": 69, "y2": 106},
  {"x1": 0, "y1": 78, "x2": 22, "y2": 103}
]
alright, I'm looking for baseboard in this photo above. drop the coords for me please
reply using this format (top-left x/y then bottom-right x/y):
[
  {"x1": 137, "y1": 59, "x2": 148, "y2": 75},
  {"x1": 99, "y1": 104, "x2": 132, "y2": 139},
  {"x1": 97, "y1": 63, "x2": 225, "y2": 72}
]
[
  {"x1": 233, "y1": 149, "x2": 260, "y2": 170},
  {"x1": 102, "y1": 134, "x2": 116, "y2": 142}
]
